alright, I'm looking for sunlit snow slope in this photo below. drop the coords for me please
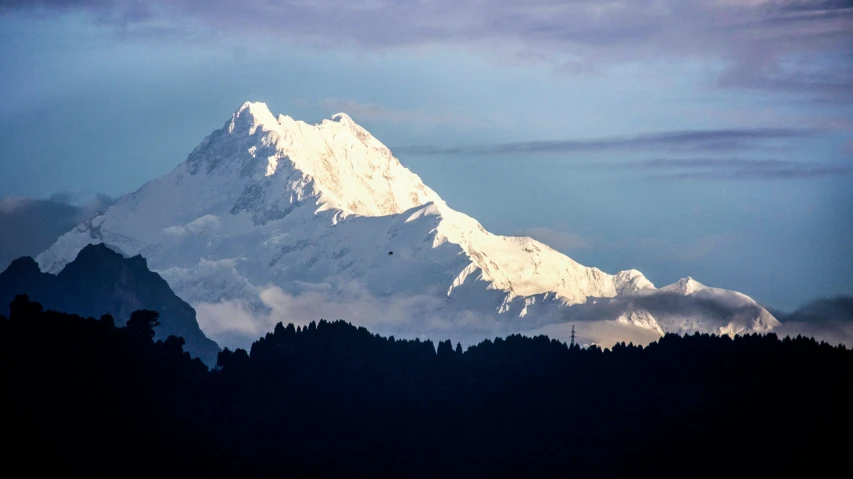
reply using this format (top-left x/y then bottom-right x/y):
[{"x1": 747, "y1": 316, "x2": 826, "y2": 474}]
[{"x1": 38, "y1": 102, "x2": 779, "y2": 348}]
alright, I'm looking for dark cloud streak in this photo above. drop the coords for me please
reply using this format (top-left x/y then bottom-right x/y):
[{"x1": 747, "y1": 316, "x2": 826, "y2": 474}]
[
  {"x1": 652, "y1": 165, "x2": 853, "y2": 180},
  {"x1": 773, "y1": 296, "x2": 853, "y2": 347},
  {"x1": 775, "y1": 296, "x2": 853, "y2": 325},
  {"x1": 624, "y1": 157, "x2": 853, "y2": 180},
  {"x1": 393, "y1": 128, "x2": 817, "y2": 155},
  {"x1": 629, "y1": 158, "x2": 791, "y2": 169}
]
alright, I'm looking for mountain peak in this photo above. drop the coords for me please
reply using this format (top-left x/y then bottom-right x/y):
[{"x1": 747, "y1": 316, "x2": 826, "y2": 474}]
[
  {"x1": 59, "y1": 243, "x2": 145, "y2": 280},
  {"x1": 202, "y1": 102, "x2": 443, "y2": 219},
  {"x1": 75, "y1": 243, "x2": 126, "y2": 262},
  {"x1": 660, "y1": 276, "x2": 705, "y2": 295},
  {"x1": 330, "y1": 112, "x2": 354, "y2": 124},
  {"x1": 229, "y1": 101, "x2": 278, "y2": 135},
  {"x1": 614, "y1": 269, "x2": 655, "y2": 293},
  {"x1": 4, "y1": 256, "x2": 41, "y2": 277},
  {"x1": 235, "y1": 101, "x2": 272, "y2": 117}
]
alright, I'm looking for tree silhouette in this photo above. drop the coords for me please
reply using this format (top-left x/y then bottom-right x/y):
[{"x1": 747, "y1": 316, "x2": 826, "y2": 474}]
[
  {"x1": 3, "y1": 295, "x2": 852, "y2": 477},
  {"x1": 437, "y1": 339, "x2": 454, "y2": 357},
  {"x1": 9, "y1": 294, "x2": 42, "y2": 320},
  {"x1": 126, "y1": 309, "x2": 160, "y2": 338},
  {"x1": 99, "y1": 313, "x2": 115, "y2": 328}
]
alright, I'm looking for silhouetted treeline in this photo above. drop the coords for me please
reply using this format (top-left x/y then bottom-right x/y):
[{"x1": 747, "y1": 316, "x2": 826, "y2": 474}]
[
  {"x1": 2, "y1": 295, "x2": 851, "y2": 477},
  {"x1": 0, "y1": 245, "x2": 219, "y2": 364}
]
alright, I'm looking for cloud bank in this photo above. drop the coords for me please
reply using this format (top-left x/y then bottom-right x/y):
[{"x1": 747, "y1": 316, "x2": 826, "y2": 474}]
[
  {"x1": 773, "y1": 296, "x2": 853, "y2": 347},
  {"x1": 0, "y1": 194, "x2": 115, "y2": 271},
  {"x1": 195, "y1": 283, "x2": 503, "y2": 351},
  {"x1": 3, "y1": 1, "x2": 851, "y2": 101},
  {"x1": 193, "y1": 279, "x2": 782, "y2": 352}
]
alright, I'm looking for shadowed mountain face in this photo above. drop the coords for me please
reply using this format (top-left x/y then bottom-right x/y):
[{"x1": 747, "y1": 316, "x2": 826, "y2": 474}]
[{"x1": 0, "y1": 243, "x2": 219, "y2": 365}]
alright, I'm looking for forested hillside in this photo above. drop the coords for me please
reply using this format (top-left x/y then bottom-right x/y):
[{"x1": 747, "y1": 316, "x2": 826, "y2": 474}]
[{"x1": 2, "y1": 295, "x2": 850, "y2": 477}]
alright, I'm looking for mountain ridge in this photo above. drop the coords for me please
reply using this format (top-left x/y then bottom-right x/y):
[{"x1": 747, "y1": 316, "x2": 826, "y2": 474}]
[{"x1": 37, "y1": 102, "x2": 779, "y2": 348}]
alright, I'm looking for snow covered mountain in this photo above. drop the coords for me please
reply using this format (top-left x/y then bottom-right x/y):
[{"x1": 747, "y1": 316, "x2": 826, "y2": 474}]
[{"x1": 37, "y1": 102, "x2": 779, "y2": 349}]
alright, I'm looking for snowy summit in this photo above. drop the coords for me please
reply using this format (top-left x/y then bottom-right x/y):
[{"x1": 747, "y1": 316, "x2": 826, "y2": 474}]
[{"x1": 38, "y1": 102, "x2": 779, "y2": 348}]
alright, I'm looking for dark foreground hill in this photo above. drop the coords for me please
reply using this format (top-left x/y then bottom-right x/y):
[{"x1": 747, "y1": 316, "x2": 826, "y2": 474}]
[
  {"x1": 1, "y1": 296, "x2": 851, "y2": 477},
  {"x1": 0, "y1": 243, "x2": 219, "y2": 365}
]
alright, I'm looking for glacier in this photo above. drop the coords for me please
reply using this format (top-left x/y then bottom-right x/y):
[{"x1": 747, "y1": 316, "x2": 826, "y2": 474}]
[{"x1": 38, "y1": 102, "x2": 779, "y2": 349}]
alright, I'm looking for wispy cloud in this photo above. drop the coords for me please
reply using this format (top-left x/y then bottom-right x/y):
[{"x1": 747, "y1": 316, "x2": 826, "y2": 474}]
[
  {"x1": 650, "y1": 165, "x2": 853, "y2": 180},
  {"x1": 621, "y1": 157, "x2": 853, "y2": 180},
  {"x1": 394, "y1": 128, "x2": 817, "y2": 155},
  {"x1": 321, "y1": 99, "x2": 446, "y2": 124},
  {"x1": 626, "y1": 158, "x2": 792, "y2": 170},
  {"x1": 319, "y1": 99, "x2": 501, "y2": 128},
  {"x1": 395, "y1": 130, "x2": 851, "y2": 181},
  {"x1": 3, "y1": 1, "x2": 851, "y2": 101}
]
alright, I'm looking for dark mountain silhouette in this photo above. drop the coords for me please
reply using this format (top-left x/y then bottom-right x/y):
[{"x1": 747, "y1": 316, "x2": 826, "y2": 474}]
[{"x1": 0, "y1": 243, "x2": 219, "y2": 365}]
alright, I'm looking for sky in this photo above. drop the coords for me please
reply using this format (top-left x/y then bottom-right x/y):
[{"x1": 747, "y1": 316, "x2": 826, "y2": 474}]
[{"x1": 0, "y1": 1, "x2": 851, "y2": 311}]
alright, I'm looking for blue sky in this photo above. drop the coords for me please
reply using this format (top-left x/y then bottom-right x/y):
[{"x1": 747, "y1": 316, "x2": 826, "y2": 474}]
[{"x1": 0, "y1": 2, "x2": 851, "y2": 310}]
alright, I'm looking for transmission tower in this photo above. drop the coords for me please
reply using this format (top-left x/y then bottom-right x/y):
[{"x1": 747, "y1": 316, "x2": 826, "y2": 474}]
[{"x1": 570, "y1": 325, "x2": 576, "y2": 348}]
